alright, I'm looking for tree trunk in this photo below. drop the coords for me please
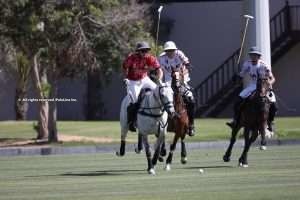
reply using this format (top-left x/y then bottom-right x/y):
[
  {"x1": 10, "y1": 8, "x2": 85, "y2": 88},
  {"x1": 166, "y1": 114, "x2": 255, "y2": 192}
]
[
  {"x1": 14, "y1": 51, "x2": 30, "y2": 120},
  {"x1": 32, "y1": 52, "x2": 49, "y2": 140},
  {"x1": 48, "y1": 65, "x2": 58, "y2": 142},
  {"x1": 15, "y1": 86, "x2": 28, "y2": 120}
]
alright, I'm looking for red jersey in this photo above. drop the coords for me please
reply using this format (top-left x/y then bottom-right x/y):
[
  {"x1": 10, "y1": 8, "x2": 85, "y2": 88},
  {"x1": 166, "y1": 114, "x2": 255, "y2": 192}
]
[{"x1": 123, "y1": 53, "x2": 160, "y2": 80}]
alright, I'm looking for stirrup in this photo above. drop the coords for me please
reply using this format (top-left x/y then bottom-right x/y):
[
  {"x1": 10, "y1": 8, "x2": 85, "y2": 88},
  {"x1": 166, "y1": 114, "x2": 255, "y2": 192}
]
[{"x1": 128, "y1": 122, "x2": 136, "y2": 132}]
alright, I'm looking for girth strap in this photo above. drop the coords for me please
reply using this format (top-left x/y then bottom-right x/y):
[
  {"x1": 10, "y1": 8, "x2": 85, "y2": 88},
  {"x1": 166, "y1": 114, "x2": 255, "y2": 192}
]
[{"x1": 138, "y1": 110, "x2": 164, "y2": 118}]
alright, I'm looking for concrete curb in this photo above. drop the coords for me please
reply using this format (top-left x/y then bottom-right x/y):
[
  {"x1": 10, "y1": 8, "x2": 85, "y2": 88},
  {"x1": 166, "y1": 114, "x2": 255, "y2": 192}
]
[{"x1": 0, "y1": 139, "x2": 299, "y2": 157}]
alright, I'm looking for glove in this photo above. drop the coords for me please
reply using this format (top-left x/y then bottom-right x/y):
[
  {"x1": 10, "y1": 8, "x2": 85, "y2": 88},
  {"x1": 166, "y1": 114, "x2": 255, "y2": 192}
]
[
  {"x1": 123, "y1": 78, "x2": 129, "y2": 86},
  {"x1": 170, "y1": 111, "x2": 181, "y2": 119}
]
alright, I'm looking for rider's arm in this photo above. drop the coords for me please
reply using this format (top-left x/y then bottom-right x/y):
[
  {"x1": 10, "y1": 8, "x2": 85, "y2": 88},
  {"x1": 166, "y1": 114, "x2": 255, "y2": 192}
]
[
  {"x1": 239, "y1": 61, "x2": 249, "y2": 78},
  {"x1": 156, "y1": 68, "x2": 163, "y2": 80},
  {"x1": 146, "y1": 55, "x2": 163, "y2": 80},
  {"x1": 266, "y1": 68, "x2": 276, "y2": 85},
  {"x1": 177, "y1": 50, "x2": 191, "y2": 70}
]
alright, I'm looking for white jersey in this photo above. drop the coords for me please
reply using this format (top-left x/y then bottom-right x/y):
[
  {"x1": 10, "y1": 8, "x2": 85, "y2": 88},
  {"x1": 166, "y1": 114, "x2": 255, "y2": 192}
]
[
  {"x1": 158, "y1": 49, "x2": 190, "y2": 84},
  {"x1": 240, "y1": 59, "x2": 273, "y2": 88},
  {"x1": 239, "y1": 59, "x2": 275, "y2": 100}
]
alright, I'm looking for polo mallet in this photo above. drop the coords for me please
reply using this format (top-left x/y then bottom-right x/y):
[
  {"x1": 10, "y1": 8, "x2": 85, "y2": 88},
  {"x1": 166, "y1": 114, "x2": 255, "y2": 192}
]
[
  {"x1": 155, "y1": 6, "x2": 163, "y2": 56},
  {"x1": 237, "y1": 14, "x2": 254, "y2": 65}
]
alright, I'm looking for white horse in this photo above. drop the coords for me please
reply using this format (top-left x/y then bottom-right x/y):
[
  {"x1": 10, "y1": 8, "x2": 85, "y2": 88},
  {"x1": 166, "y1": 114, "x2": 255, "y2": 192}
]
[{"x1": 117, "y1": 81, "x2": 175, "y2": 175}]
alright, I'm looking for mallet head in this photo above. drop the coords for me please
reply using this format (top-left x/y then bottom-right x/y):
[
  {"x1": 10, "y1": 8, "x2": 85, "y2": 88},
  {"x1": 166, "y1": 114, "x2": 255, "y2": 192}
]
[
  {"x1": 158, "y1": 6, "x2": 163, "y2": 13},
  {"x1": 243, "y1": 14, "x2": 254, "y2": 19}
]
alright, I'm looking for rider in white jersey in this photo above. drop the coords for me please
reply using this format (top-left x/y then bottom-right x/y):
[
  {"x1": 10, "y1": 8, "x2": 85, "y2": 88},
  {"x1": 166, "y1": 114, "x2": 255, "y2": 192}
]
[
  {"x1": 158, "y1": 41, "x2": 195, "y2": 136},
  {"x1": 227, "y1": 47, "x2": 278, "y2": 133}
]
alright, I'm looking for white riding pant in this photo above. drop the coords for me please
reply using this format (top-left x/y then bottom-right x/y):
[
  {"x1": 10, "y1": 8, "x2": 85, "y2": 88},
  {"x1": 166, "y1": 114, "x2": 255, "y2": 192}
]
[
  {"x1": 127, "y1": 76, "x2": 157, "y2": 103},
  {"x1": 239, "y1": 84, "x2": 276, "y2": 103},
  {"x1": 239, "y1": 84, "x2": 256, "y2": 99}
]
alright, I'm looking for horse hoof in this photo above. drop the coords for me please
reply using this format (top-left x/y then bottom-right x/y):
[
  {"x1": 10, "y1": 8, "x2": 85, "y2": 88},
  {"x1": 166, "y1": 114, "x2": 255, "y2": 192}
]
[
  {"x1": 148, "y1": 168, "x2": 156, "y2": 175},
  {"x1": 116, "y1": 151, "x2": 124, "y2": 157},
  {"x1": 135, "y1": 148, "x2": 143, "y2": 154},
  {"x1": 239, "y1": 163, "x2": 249, "y2": 168},
  {"x1": 160, "y1": 149, "x2": 167, "y2": 157},
  {"x1": 223, "y1": 155, "x2": 230, "y2": 162},
  {"x1": 165, "y1": 164, "x2": 171, "y2": 171},
  {"x1": 158, "y1": 156, "x2": 164, "y2": 162},
  {"x1": 260, "y1": 145, "x2": 267, "y2": 151},
  {"x1": 181, "y1": 157, "x2": 187, "y2": 164}
]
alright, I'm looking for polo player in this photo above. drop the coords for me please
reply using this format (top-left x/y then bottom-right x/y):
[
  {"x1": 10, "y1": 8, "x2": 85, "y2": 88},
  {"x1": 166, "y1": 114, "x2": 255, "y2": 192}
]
[
  {"x1": 226, "y1": 46, "x2": 278, "y2": 133},
  {"x1": 158, "y1": 41, "x2": 196, "y2": 136},
  {"x1": 122, "y1": 41, "x2": 163, "y2": 131}
]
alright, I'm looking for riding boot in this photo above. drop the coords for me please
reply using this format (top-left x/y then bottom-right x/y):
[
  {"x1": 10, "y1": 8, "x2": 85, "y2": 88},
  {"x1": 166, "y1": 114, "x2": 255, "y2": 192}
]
[
  {"x1": 226, "y1": 97, "x2": 244, "y2": 129},
  {"x1": 127, "y1": 103, "x2": 138, "y2": 132},
  {"x1": 185, "y1": 97, "x2": 195, "y2": 137},
  {"x1": 268, "y1": 102, "x2": 278, "y2": 132}
]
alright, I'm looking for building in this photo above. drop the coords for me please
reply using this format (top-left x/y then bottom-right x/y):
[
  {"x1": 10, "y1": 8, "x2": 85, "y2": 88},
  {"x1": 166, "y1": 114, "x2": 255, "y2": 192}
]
[{"x1": 0, "y1": 0, "x2": 299, "y2": 120}]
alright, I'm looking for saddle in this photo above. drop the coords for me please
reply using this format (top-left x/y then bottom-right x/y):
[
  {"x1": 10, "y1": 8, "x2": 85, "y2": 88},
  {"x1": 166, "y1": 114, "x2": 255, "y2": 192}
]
[{"x1": 127, "y1": 88, "x2": 153, "y2": 132}]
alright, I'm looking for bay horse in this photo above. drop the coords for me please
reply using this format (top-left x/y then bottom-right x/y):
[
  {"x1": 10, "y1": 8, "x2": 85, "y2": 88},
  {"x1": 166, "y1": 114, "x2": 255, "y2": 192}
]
[
  {"x1": 165, "y1": 68, "x2": 190, "y2": 171},
  {"x1": 223, "y1": 77, "x2": 271, "y2": 167}
]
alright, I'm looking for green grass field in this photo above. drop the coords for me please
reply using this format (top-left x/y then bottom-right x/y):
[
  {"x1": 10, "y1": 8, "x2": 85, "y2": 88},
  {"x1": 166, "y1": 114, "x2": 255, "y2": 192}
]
[
  {"x1": 0, "y1": 146, "x2": 299, "y2": 200},
  {"x1": 0, "y1": 117, "x2": 300, "y2": 144}
]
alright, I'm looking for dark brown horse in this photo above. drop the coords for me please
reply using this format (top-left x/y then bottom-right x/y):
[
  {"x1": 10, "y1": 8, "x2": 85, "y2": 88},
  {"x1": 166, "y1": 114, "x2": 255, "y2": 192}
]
[
  {"x1": 165, "y1": 68, "x2": 190, "y2": 171},
  {"x1": 223, "y1": 77, "x2": 271, "y2": 167}
]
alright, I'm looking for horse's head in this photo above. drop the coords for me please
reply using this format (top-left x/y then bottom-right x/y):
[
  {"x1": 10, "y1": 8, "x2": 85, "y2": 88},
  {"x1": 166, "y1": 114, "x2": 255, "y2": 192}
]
[
  {"x1": 157, "y1": 81, "x2": 175, "y2": 115},
  {"x1": 256, "y1": 77, "x2": 270, "y2": 97},
  {"x1": 171, "y1": 67, "x2": 183, "y2": 90},
  {"x1": 255, "y1": 77, "x2": 271, "y2": 114}
]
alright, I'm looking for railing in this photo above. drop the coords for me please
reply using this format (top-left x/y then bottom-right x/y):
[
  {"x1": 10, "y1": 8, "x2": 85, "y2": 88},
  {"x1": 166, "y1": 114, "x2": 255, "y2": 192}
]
[
  {"x1": 194, "y1": 49, "x2": 239, "y2": 112},
  {"x1": 194, "y1": 2, "x2": 300, "y2": 116}
]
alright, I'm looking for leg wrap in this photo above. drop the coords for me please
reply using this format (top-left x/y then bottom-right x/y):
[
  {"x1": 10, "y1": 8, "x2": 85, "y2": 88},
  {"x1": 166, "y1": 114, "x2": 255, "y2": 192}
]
[{"x1": 184, "y1": 96, "x2": 195, "y2": 125}]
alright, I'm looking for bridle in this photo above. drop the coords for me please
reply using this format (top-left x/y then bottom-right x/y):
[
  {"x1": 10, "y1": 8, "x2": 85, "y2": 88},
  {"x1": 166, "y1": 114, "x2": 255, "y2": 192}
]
[{"x1": 138, "y1": 85, "x2": 174, "y2": 118}]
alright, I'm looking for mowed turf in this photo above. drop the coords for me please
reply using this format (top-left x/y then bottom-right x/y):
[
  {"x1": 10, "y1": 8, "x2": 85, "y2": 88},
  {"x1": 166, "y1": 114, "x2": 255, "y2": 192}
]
[
  {"x1": 0, "y1": 117, "x2": 300, "y2": 143},
  {"x1": 0, "y1": 146, "x2": 299, "y2": 200}
]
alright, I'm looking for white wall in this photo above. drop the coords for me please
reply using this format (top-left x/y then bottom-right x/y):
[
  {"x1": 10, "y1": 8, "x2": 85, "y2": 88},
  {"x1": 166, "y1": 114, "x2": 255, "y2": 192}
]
[{"x1": 272, "y1": 43, "x2": 300, "y2": 116}]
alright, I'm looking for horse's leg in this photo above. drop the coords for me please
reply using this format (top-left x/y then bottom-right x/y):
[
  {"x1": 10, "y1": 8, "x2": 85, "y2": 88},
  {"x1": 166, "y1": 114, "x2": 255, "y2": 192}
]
[
  {"x1": 160, "y1": 140, "x2": 167, "y2": 157},
  {"x1": 135, "y1": 133, "x2": 143, "y2": 154},
  {"x1": 142, "y1": 134, "x2": 154, "y2": 174},
  {"x1": 165, "y1": 134, "x2": 179, "y2": 170},
  {"x1": 181, "y1": 134, "x2": 187, "y2": 164},
  {"x1": 260, "y1": 128, "x2": 267, "y2": 150},
  {"x1": 223, "y1": 126, "x2": 241, "y2": 162},
  {"x1": 240, "y1": 129, "x2": 259, "y2": 167},
  {"x1": 117, "y1": 99, "x2": 129, "y2": 157},
  {"x1": 116, "y1": 126, "x2": 128, "y2": 157},
  {"x1": 239, "y1": 128, "x2": 253, "y2": 167},
  {"x1": 152, "y1": 133, "x2": 164, "y2": 167},
  {"x1": 158, "y1": 135, "x2": 166, "y2": 162}
]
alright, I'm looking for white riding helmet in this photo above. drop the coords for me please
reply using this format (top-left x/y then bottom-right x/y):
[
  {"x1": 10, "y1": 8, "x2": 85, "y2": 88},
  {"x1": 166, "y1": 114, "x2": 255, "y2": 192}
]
[{"x1": 164, "y1": 41, "x2": 177, "y2": 51}]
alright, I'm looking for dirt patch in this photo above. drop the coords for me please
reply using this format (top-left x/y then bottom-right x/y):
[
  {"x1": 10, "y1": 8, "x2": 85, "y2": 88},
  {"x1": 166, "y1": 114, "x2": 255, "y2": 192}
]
[
  {"x1": 0, "y1": 135, "x2": 116, "y2": 147},
  {"x1": 58, "y1": 135, "x2": 114, "y2": 143}
]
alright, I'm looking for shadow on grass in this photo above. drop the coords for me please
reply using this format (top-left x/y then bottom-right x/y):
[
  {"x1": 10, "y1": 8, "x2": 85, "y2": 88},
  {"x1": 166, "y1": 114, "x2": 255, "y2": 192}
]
[
  {"x1": 61, "y1": 169, "x2": 146, "y2": 177},
  {"x1": 183, "y1": 165, "x2": 234, "y2": 170}
]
